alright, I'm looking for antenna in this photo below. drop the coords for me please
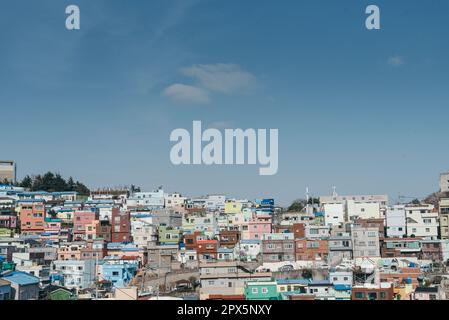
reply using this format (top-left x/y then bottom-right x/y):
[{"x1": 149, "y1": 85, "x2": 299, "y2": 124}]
[
  {"x1": 306, "y1": 187, "x2": 310, "y2": 213},
  {"x1": 332, "y1": 186, "x2": 337, "y2": 197}
]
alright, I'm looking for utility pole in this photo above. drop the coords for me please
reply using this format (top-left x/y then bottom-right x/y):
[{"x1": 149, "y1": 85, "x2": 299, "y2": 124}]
[{"x1": 95, "y1": 253, "x2": 99, "y2": 300}]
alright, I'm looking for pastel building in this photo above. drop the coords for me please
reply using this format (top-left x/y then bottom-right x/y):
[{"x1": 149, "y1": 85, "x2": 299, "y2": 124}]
[
  {"x1": 386, "y1": 205, "x2": 406, "y2": 238},
  {"x1": 51, "y1": 259, "x2": 96, "y2": 290},
  {"x1": 405, "y1": 204, "x2": 438, "y2": 240},
  {"x1": 18, "y1": 200, "x2": 45, "y2": 234},
  {"x1": 73, "y1": 210, "x2": 99, "y2": 241},
  {"x1": 2, "y1": 271, "x2": 40, "y2": 300},
  {"x1": 238, "y1": 240, "x2": 261, "y2": 262},
  {"x1": 158, "y1": 225, "x2": 180, "y2": 245},
  {"x1": 243, "y1": 215, "x2": 272, "y2": 240},
  {"x1": 99, "y1": 257, "x2": 139, "y2": 288},
  {"x1": 41, "y1": 218, "x2": 62, "y2": 242},
  {"x1": 244, "y1": 281, "x2": 279, "y2": 300}
]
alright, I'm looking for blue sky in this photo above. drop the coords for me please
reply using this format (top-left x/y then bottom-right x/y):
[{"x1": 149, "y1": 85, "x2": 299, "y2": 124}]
[{"x1": 1, "y1": 0, "x2": 448, "y2": 205}]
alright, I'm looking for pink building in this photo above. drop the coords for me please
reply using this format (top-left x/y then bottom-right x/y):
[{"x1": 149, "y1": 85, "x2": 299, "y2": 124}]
[
  {"x1": 73, "y1": 211, "x2": 99, "y2": 241},
  {"x1": 243, "y1": 215, "x2": 272, "y2": 240},
  {"x1": 40, "y1": 218, "x2": 62, "y2": 242}
]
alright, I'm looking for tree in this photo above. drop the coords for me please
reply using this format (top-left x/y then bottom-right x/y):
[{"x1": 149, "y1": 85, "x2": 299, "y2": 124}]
[
  {"x1": 53, "y1": 174, "x2": 68, "y2": 191},
  {"x1": 288, "y1": 199, "x2": 304, "y2": 212},
  {"x1": 410, "y1": 199, "x2": 421, "y2": 205},
  {"x1": 67, "y1": 177, "x2": 76, "y2": 191},
  {"x1": 18, "y1": 171, "x2": 90, "y2": 195},
  {"x1": 20, "y1": 175, "x2": 33, "y2": 189},
  {"x1": 74, "y1": 181, "x2": 90, "y2": 196}
]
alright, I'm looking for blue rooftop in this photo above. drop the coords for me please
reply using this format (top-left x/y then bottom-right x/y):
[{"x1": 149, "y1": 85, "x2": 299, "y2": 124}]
[
  {"x1": 239, "y1": 239, "x2": 261, "y2": 244},
  {"x1": 277, "y1": 279, "x2": 310, "y2": 285},
  {"x1": 334, "y1": 284, "x2": 352, "y2": 291},
  {"x1": 2, "y1": 271, "x2": 40, "y2": 286}
]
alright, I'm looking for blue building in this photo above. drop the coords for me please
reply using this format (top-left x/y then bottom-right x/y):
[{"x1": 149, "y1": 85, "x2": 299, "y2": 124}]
[
  {"x1": 255, "y1": 199, "x2": 275, "y2": 215},
  {"x1": 0, "y1": 279, "x2": 12, "y2": 300},
  {"x1": 100, "y1": 258, "x2": 139, "y2": 288},
  {"x1": 1, "y1": 271, "x2": 40, "y2": 300}
]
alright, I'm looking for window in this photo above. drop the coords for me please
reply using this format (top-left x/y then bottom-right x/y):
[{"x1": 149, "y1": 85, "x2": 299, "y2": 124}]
[
  {"x1": 355, "y1": 292, "x2": 364, "y2": 299},
  {"x1": 252, "y1": 288, "x2": 258, "y2": 294},
  {"x1": 112, "y1": 271, "x2": 119, "y2": 276},
  {"x1": 261, "y1": 288, "x2": 268, "y2": 294}
]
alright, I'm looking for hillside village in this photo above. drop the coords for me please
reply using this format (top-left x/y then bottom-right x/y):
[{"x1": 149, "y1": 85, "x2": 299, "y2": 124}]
[{"x1": 2, "y1": 161, "x2": 449, "y2": 300}]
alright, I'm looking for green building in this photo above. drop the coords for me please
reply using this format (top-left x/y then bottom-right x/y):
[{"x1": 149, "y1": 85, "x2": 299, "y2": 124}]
[
  {"x1": 158, "y1": 225, "x2": 180, "y2": 245},
  {"x1": 244, "y1": 281, "x2": 279, "y2": 300},
  {"x1": 0, "y1": 228, "x2": 12, "y2": 238}
]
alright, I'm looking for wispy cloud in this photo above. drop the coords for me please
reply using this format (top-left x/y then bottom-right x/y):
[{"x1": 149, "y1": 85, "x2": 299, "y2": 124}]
[
  {"x1": 387, "y1": 56, "x2": 405, "y2": 67},
  {"x1": 154, "y1": 0, "x2": 199, "y2": 40},
  {"x1": 163, "y1": 63, "x2": 256, "y2": 105},
  {"x1": 163, "y1": 83, "x2": 209, "y2": 104},
  {"x1": 181, "y1": 63, "x2": 256, "y2": 93}
]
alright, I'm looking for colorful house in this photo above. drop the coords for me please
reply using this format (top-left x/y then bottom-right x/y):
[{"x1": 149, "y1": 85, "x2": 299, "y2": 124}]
[
  {"x1": 2, "y1": 271, "x2": 40, "y2": 300},
  {"x1": 0, "y1": 279, "x2": 12, "y2": 300},
  {"x1": 334, "y1": 284, "x2": 352, "y2": 300},
  {"x1": 244, "y1": 281, "x2": 279, "y2": 300},
  {"x1": 18, "y1": 200, "x2": 45, "y2": 234},
  {"x1": 99, "y1": 257, "x2": 139, "y2": 288},
  {"x1": 158, "y1": 225, "x2": 180, "y2": 246}
]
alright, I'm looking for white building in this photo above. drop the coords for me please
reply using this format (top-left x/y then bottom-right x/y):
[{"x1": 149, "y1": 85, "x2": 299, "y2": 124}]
[
  {"x1": 440, "y1": 171, "x2": 449, "y2": 193},
  {"x1": 347, "y1": 201, "x2": 381, "y2": 221},
  {"x1": 385, "y1": 205, "x2": 406, "y2": 238},
  {"x1": 351, "y1": 226, "x2": 380, "y2": 258},
  {"x1": 322, "y1": 194, "x2": 385, "y2": 225},
  {"x1": 405, "y1": 204, "x2": 438, "y2": 240},
  {"x1": 329, "y1": 270, "x2": 353, "y2": 286},
  {"x1": 127, "y1": 189, "x2": 165, "y2": 209},
  {"x1": 51, "y1": 259, "x2": 96, "y2": 290},
  {"x1": 306, "y1": 225, "x2": 330, "y2": 239},
  {"x1": 323, "y1": 203, "x2": 345, "y2": 226},
  {"x1": 164, "y1": 192, "x2": 186, "y2": 209},
  {"x1": 0, "y1": 161, "x2": 16, "y2": 183},
  {"x1": 131, "y1": 220, "x2": 158, "y2": 248},
  {"x1": 238, "y1": 240, "x2": 261, "y2": 262},
  {"x1": 321, "y1": 194, "x2": 388, "y2": 208}
]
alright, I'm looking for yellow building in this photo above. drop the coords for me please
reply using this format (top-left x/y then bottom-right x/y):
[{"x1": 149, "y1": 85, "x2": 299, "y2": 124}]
[{"x1": 225, "y1": 200, "x2": 243, "y2": 214}]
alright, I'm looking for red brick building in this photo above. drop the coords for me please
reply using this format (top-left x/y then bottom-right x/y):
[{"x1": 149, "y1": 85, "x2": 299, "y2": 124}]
[
  {"x1": 111, "y1": 208, "x2": 131, "y2": 242},
  {"x1": 352, "y1": 284, "x2": 394, "y2": 300},
  {"x1": 295, "y1": 239, "x2": 328, "y2": 261}
]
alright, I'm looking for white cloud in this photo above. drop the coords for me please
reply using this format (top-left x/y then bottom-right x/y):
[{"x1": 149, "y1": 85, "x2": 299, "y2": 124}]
[
  {"x1": 388, "y1": 56, "x2": 405, "y2": 67},
  {"x1": 180, "y1": 63, "x2": 256, "y2": 93},
  {"x1": 163, "y1": 83, "x2": 209, "y2": 104}
]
